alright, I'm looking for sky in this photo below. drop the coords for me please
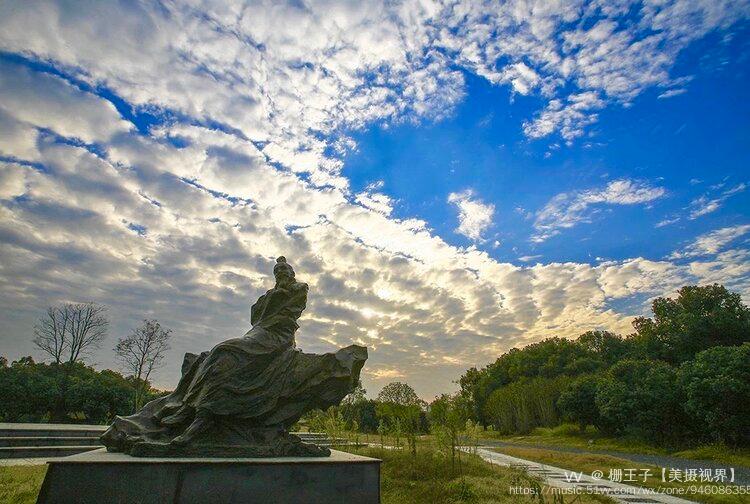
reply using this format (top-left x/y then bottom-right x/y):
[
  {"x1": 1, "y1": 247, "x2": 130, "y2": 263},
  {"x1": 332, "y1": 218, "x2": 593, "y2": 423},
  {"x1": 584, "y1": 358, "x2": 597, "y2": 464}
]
[{"x1": 0, "y1": 0, "x2": 749, "y2": 400}]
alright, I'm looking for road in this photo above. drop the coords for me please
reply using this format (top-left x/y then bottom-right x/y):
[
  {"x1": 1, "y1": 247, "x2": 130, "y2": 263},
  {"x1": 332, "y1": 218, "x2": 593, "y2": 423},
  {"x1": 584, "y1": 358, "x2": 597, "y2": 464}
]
[
  {"x1": 477, "y1": 438, "x2": 750, "y2": 486},
  {"x1": 469, "y1": 447, "x2": 698, "y2": 504}
]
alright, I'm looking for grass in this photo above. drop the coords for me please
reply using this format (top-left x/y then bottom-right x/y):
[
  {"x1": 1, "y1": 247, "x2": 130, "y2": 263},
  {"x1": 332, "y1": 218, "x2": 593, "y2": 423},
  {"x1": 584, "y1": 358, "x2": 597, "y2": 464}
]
[
  {"x1": 490, "y1": 445, "x2": 747, "y2": 504},
  {"x1": 674, "y1": 445, "x2": 750, "y2": 469},
  {"x1": 344, "y1": 445, "x2": 613, "y2": 503},
  {"x1": 483, "y1": 424, "x2": 750, "y2": 467},
  {"x1": 0, "y1": 465, "x2": 47, "y2": 504}
]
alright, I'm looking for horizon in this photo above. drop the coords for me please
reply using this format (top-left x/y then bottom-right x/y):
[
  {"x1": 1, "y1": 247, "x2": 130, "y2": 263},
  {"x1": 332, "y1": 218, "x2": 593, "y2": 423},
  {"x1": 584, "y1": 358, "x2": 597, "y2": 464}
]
[{"x1": 0, "y1": 0, "x2": 749, "y2": 401}]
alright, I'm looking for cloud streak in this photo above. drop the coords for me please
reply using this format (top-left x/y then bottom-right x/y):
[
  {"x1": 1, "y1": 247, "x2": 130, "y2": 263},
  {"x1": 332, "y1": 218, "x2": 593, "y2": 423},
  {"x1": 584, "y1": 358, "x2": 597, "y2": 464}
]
[{"x1": 533, "y1": 179, "x2": 666, "y2": 243}]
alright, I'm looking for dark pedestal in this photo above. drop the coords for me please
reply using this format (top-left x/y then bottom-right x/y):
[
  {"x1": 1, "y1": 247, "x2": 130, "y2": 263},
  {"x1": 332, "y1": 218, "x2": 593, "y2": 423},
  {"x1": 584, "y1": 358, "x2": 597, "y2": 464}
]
[{"x1": 36, "y1": 448, "x2": 380, "y2": 504}]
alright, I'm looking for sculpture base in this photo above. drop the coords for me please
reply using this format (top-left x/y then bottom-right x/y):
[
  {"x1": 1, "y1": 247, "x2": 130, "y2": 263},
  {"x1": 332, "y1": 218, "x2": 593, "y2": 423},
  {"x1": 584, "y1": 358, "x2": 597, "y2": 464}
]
[
  {"x1": 126, "y1": 431, "x2": 330, "y2": 458},
  {"x1": 36, "y1": 448, "x2": 381, "y2": 504}
]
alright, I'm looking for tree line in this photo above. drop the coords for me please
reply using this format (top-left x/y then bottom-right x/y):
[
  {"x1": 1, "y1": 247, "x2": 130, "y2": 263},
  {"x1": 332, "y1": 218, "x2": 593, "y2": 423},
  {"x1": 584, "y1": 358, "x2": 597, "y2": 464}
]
[
  {"x1": 458, "y1": 284, "x2": 750, "y2": 447},
  {"x1": 0, "y1": 302, "x2": 172, "y2": 423}
]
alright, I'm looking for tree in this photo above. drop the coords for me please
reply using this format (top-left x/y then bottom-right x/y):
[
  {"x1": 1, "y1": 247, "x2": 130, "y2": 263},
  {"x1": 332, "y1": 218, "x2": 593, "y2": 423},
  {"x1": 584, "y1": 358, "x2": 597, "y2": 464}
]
[
  {"x1": 340, "y1": 382, "x2": 378, "y2": 432},
  {"x1": 65, "y1": 366, "x2": 133, "y2": 423},
  {"x1": 34, "y1": 302, "x2": 109, "y2": 365},
  {"x1": 114, "y1": 319, "x2": 171, "y2": 411},
  {"x1": 595, "y1": 359, "x2": 685, "y2": 441},
  {"x1": 377, "y1": 381, "x2": 422, "y2": 406},
  {"x1": 576, "y1": 330, "x2": 633, "y2": 366},
  {"x1": 678, "y1": 343, "x2": 750, "y2": 446},
  {"x1": 460, "y1": 336, "x2": 600, "y2": 426},
  {"x1": 632, "y1": 284, "x2": 750, "y2": 364},
  {"x1": 33, "y1": 302, "x2": 109, "y2": 420},
  {"x1": 458, "y1": 366, "x2": 482, "y2": 421},
  {"x1": 376, "y1": 382, "x2": 425, "y2": 455},
  {"x1": 0, "y1": 357, "x2": 58, "y2": 422},
  {"x1": 557, "y1": 375, "x2": 601, "y2": 431},
  {"x1": 430, "y1": 393, "x2": 470, "y2": 471}
]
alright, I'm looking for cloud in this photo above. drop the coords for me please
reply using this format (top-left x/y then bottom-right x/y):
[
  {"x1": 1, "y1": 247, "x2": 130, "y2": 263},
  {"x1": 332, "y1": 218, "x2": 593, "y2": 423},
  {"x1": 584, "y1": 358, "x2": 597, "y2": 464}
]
[
  {"x1": 518, "y1": 255, "x2": 542, "y2": 263},
  {"x1": 355, "y1": 191, "x2": 394, "y2": 216},
  {"x1": 448, "y1": 189, "x2": 495, "y2": 241},
  {"x1": 655, "y1": 216, "x2": 681, "y2": 228},
  {"x1": 689, "y1": 182, "x2": 746, "y2": 219},
  {"x1": 533, "y1": 179, "x2": 666, "y2": 242},
  {"x1": 523, "y1": 92, "x2": 604, "y2": 143},
  {"x1": 658, "y1": 88, "x2": 688, "y2": 99},
  {"x1": 0, "y1": 0, "x2": 744, "y2": 153},
  {"x1": 670, "y1": 224, "x2": 750, "y2": 259},
  {"x1": 0, "y1": 1, "x2": 748, "y2": 400},
  {"x1": 0, "y1": 60, "x2": 131, "y2": 145},
  {"x1": 0, "y1": 161, "x2": 29, "y2": 199},
  {"x1": 435, "y1": 0, "x2": 750, "y2": 142}
]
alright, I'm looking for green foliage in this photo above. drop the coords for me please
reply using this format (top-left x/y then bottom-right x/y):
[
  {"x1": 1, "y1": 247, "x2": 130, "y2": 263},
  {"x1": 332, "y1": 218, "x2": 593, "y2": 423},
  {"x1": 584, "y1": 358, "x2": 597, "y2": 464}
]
[
  {"x1": 461, "y1": 336, "x2": 605, "y2": 424},
  {"x1": 577, "y1": 330, "x2": 635, "y2": 366},
  {"x1": 483, "y1": 376, "x2": 570, "y2": 434},
  {"x1": 678, "y1": 343, "x2": 750, "y2": 445},
  {"x1": 377, "y1": 381, "x2": 423, "y2": 406},
  {"x1": 0, "y1": 357, "x2": 59, "y2": 422},
  {"x1": 0, "y1": 357, "x2": 137, "y2": 423},
  {"x1": 631, "y1": 284, "x2": 750, "y2": 364},
  {"x1": 339, "y1": 381, "x2": 379, "y2": 432},
  {"x1": 430, "y1": 393, "x2": 470, "y2": 470},
  {"x1": 66, "y1": 368, "x2": 135, "y2": 423},
  {"x1": 377, "y1": 381, "x2": 426, "y2": 455},
  {"x1": 457, "y1": 283, "x2": 750, "y2": 447},
  {"x1": 595, "y1": 359, "x2": 686, "y2": 442},
  {"x1": 557, "y1": 374, "x2": 601, "y2": 431}
]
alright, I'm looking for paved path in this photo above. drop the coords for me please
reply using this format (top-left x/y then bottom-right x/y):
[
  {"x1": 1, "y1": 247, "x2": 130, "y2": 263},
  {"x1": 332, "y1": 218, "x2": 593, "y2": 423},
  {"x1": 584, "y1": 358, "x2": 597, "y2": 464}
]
[
  {"x1": 469, "y1": 447, "x2": 697, "y2": 504},
  {"x1": 478, "y1": 439, "x2": 750, "y2": 487}
]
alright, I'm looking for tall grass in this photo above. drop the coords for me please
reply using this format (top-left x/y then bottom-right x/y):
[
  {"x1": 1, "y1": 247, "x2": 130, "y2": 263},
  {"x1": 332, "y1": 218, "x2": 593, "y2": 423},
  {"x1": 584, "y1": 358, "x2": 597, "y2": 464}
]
[{"x1": 347, "y1": 445, "x2": 611, "y2": 503}]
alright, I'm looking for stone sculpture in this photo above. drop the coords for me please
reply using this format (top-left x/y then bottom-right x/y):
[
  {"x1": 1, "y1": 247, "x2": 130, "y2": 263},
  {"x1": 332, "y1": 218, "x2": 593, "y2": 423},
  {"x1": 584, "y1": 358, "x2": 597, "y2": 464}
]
[{"x1": 101, "y1": 257, "x2": 367, "y2": 457}]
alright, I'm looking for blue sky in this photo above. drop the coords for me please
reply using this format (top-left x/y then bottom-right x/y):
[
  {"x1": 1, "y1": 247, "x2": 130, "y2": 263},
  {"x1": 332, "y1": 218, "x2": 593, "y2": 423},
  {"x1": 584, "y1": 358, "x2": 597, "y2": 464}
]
[
  {"x1": 0, "y1": 1, "x2": 749, "y2": 399},
  {"x1": 344, "y1": 28, "x2": 750, "y2": 266}
]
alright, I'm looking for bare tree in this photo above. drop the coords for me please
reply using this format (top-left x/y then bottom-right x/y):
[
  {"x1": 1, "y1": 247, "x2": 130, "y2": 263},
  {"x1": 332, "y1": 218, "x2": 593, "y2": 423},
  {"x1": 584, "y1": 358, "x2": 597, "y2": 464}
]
[
  {"x1": 32, "y1": 302, "x2": 108, "y2": 420},
  {"x1": 33, "y1": 302, "x2": 109, "y2": 365},
  {"x1": 115, "y1": 319, "x2": 172, "y2": 411}
]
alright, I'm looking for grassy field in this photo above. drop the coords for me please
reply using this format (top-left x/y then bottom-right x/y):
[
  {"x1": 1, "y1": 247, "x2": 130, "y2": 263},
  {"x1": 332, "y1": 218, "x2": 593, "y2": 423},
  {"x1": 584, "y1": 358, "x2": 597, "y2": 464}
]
[
  {"x1": 490, "y1": 445, "x2": 748, "y2": 504},
  {"x1": 345, "y1": 445, "x2": 613, "y2": 503},
  {"x1": 0, "y1": 465, "x2": 46, "y2": 504},
  {"x1": 483, "y1": 424, "x2": 750, "y2": 468}
]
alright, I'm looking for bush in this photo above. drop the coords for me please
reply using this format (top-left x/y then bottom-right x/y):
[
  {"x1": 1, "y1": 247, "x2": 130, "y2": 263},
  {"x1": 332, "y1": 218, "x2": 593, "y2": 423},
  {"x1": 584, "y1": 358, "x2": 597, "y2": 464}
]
[
  {"x1": 678, "y1": 343, "x2": 750, "y2": 446},
  {"x1": 595, "y1": 359, "x2": 685, "y2": 442}
]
